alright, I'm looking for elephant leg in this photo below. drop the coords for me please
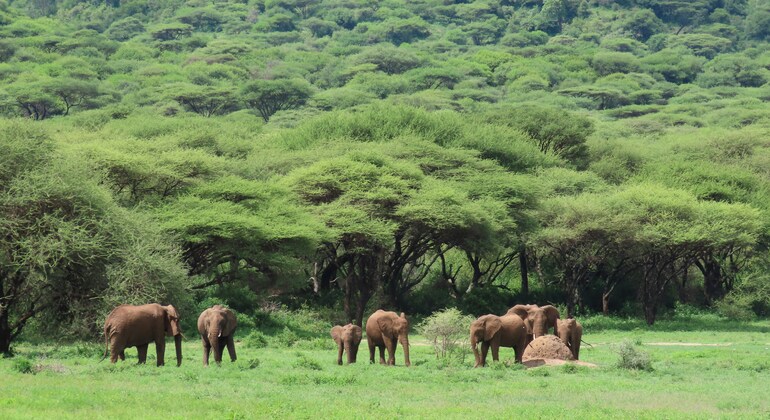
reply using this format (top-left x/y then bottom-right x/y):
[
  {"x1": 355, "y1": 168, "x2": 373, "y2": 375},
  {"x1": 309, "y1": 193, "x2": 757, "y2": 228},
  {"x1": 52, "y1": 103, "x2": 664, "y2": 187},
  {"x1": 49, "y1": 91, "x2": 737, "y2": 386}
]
[
  {"x1": 368, "y1": 340, "x2": 376, "y2": 364},
  {"x1": 378, "y1": 345, "x2": 387, "y2": 365},
  {"x1": 202, "y1": 337, "x2": 211, "y2": 366},
  {"x1": 490, "y1": 343, "x2": 500, "y2": 363},
  {"x1": 137, "y1": 344, "x2": 149, "y2": 364},
  {"x1": 119, "y1": 350, "x2": 126, "y2": 361},
  {"x1": 481, "y1": 342, "x2": 490, "y2": 366},
  {"x1": 337, "y1": 342, "x2": 344, "y2": 365},
  {"x1": 382, "y1": 336, "x2": 396, "y2": 365},
  {"x1": 226, "y1": 336, "x2": 237, "y2": 362},
  {"x1": 155, "y1": 338, "x2": 166, "y2": 367},
  {"x1": 110, "y1": 343, "x2": 121, "y2": 364}
]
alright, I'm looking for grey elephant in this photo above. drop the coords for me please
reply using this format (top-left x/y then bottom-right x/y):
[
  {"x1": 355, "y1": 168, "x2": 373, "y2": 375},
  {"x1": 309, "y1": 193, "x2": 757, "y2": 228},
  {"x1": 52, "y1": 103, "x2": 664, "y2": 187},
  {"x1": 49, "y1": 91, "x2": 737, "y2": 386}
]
[
  {"x1": 197, "y1": 305, "x2": 238, "y2": 366},
  {"x1": 330, "y1": 323, "x2": 363, "y2": 365},
  {"x1": 102, "y1": 303, "x2": 183, "y2": 366},
  {"x1": 470, "y1": 313, "x2": 527, "y2": 367},
  {"x1": 365, "y1": 310, "x2": 411, "y2": 367},
  {"x1": 556, "y1": 317, "x2": 583, "y2": 360},
  {"x1": 508, "y1": 304, "x2": 560, "y2": 343}
]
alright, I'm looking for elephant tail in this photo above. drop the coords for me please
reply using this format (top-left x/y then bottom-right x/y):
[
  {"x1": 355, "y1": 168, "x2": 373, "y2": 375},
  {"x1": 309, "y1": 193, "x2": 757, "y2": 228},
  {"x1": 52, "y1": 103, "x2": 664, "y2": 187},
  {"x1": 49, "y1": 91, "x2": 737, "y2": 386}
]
[
  {"x1": 580, "y1": 338, "x2": 594, "y2": 348},
  {"x1": 100, "y1": 325, "x2": 112, "y2": 362}
]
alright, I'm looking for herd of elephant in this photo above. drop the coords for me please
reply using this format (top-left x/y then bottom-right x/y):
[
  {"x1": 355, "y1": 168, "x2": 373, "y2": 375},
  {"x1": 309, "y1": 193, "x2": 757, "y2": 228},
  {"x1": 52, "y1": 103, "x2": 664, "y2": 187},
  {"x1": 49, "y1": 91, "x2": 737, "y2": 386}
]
[{"x1": 101, "y1": 303, "x2": 581, "y2": 368}]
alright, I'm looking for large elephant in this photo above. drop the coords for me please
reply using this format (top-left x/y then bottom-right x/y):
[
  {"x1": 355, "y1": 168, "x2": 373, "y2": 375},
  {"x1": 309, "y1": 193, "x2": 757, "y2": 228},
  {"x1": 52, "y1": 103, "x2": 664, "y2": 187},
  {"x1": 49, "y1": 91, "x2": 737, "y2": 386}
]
[
  {"x1": 470, "y1": 313, "x2": 527, "y2": 367},
  {"x1": 508, "y1": 304, "x2": 560, "y2": 342},
  {"x1": 102, "y1": 303, "x2": 183, "y2": 367},
  {"x1": 365, "y1": 310, "x2": 411, "y2": 367},
  {"x1": 556, "y1": 318, "x2": 583, "y2": 360},
  {"x1": 330, "y1": 323, "x2": 362, "y2": 365},
  {"x1": 197, "y1": 305, "x2": 238, "y2": 366}
]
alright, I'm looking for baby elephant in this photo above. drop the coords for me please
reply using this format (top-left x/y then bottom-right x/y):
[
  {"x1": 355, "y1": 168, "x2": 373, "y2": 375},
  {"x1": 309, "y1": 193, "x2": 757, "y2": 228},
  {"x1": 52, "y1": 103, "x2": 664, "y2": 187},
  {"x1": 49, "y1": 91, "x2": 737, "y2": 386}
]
[
  {"x1": 197, "y1": 305, "x2": 238, "y2": 366},
  {"x1": 330, "y1": 323, "x2": 362, "y2": 365}
]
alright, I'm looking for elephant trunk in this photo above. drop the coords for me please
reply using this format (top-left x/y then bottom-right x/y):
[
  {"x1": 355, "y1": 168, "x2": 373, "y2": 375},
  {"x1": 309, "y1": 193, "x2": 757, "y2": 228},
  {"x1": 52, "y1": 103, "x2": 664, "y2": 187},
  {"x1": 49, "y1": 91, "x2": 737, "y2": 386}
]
[
  {"x1": 344, "y1": 340, "x2": 353, "y2": 364},
  {"x1": 399, "y1": 334, "x2": 410, "y2": 367},
  {"x1": 174, "y1": 334, "x2": 182, "y2": 367},
  {"x1": 471, "y1": 335, "x2": 481, "y2": 367},
  {"x1": 209, "y1": 328, "x2": 222, "y2": 364}
]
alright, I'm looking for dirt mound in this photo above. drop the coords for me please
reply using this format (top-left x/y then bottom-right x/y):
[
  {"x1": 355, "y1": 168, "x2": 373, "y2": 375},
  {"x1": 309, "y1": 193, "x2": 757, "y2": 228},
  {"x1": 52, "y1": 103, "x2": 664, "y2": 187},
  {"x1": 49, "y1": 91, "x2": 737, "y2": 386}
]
[
  {"x1": 523, "y1": 335, "x2": 574, "y2": 361},
  {"x1": 522, "y1": 359, "x2": 598, "y2": 368}
]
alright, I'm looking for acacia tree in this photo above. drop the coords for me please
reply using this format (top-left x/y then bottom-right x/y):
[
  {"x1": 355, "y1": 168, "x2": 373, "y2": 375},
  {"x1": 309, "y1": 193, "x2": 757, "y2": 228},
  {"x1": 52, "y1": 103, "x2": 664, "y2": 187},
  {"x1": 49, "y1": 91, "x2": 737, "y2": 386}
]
[
  {"x1": 0, "y1": 122, "x2": 188, "y2": 353},
  {"x1": 242, "y1": 79, "x2": 314, "y2": 122}
]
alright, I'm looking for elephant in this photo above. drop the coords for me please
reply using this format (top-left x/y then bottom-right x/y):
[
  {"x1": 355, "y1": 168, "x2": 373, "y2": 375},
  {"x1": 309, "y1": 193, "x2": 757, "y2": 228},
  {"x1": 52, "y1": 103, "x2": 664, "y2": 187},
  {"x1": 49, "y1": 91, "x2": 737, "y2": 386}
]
[
  {"x1": 508, "y1": 304, "x2": 560, "y2": 343},
  {"x1": 470, "y1": 313, "x2": 527, "y2": 367},
  {"x1": 330, "y1": 323, "x2": 363, "y2": 365},
  {"x1": 556, "y1": 317, "x2": 583, "y2": 360},
  {"x1": 102, "y1": 303, "x2": 183, "y2": 367},
  {"x1": 197, "y1": 305, "x2": 238, "y2": 366},
  {"x1": 365, "y1": 310, "x2": 411, "y2": 367}
]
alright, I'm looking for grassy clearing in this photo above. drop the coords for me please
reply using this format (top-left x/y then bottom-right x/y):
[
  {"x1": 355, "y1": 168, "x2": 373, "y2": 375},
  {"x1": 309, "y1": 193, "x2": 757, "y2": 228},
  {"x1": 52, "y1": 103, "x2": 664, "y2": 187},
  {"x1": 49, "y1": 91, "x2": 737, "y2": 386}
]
[{"x1": 2, "y1": 316, "x2": 770, "y2": 419}]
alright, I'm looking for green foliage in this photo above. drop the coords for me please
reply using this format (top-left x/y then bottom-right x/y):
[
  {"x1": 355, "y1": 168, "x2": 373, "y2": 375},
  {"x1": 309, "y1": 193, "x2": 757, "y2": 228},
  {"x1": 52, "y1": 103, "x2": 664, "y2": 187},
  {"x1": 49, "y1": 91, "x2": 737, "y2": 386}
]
[
  {"x1": 417, "y1": 308, "x2": 474, "y2": 360},
  {"x1": 12, "y1": 358, "x2": 34, "y2": 374},
  {"x1": 615, "y1": 340, "x2": 653, "y2": 371}
]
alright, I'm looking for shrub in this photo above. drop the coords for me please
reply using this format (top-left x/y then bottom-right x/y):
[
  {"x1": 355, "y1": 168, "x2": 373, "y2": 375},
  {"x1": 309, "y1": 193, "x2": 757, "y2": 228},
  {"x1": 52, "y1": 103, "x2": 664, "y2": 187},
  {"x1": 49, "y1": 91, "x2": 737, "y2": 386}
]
[
  {"x1": 243, "y1": 331, "x2": 269, "y2": 349},
  {"x1": 293, "y1": 353, "x2": 323, "y2": 370},
  {"x1": 13, "y1": 358, "x2": 34, "y2": 374},
  {"x1": 240, "y1": 358, "x2": 260, "y2": 370},
  {"x1": 273, "y1": 327, "x2": 300, "y2": 347},
  {"x1": 417, "y1": 308, "x2": 474, "y2": 362},
  {"x1": 615, "y1": 340, "x2": 653, "y2": 371}
]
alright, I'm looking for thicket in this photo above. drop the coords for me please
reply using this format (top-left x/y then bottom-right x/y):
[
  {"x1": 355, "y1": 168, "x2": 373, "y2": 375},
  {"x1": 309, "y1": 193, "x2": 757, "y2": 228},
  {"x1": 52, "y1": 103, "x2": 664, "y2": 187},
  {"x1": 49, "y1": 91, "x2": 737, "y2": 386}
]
[{"x1": 0, "y1": 0, "x2": 769, "y2": 352}]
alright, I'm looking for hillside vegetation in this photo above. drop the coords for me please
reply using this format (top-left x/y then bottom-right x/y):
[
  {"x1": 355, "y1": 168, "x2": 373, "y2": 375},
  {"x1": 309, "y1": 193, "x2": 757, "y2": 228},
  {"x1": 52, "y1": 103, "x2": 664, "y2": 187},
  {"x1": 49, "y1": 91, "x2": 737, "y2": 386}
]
[{"x1": 0, "y1": 0, "x2": 769, "y2": 351}]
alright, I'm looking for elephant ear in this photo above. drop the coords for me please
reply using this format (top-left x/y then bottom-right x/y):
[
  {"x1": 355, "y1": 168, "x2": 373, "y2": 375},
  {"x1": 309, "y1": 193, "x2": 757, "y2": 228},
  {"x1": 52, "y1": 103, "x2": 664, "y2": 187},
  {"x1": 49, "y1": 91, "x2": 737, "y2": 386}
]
[
  {"x1": 377, "y1": 315, "x2": 395, "y2": 338},
  {"x1": 164, "y1": 305, "x2": 181, "y2": 337},
  {"x1": 330, "y1": 326, "x2": 342, "y2": 342},
  {"x1": 484, "y1": 316, "x2": 502, "y2": 342},
  {"x1": 509, "y1": 305, "x2": 530, "y2": 320},
  {"x1": 542, "y1": 305, "x2": 560, "y2": 331}
]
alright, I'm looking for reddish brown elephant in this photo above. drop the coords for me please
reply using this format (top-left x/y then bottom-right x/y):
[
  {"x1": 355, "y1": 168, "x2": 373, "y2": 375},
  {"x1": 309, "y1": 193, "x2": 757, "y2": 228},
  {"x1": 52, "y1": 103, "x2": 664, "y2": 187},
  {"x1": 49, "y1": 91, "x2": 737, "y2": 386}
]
[
  {"x1": 197, "y1": 305, "x2": 238, "y2": 366},
  {"x1": 102, "y1": 303, "x2": 183, "y2": 367},
  {"x1": 330, "y1": 323, "x2": 362, "y2": 365},
  {"x1": 556, "y1": 317, "x2": 583, "y2": 360},
  {"x1": 470, "y1": 313, "x2": 527, "y2": 367},
  {"x1": 365, "y1": 310, "x2": 411, "y2": 367},
  {"x1": 508, "y1": 304, "x2": 560, "y2": 343}
]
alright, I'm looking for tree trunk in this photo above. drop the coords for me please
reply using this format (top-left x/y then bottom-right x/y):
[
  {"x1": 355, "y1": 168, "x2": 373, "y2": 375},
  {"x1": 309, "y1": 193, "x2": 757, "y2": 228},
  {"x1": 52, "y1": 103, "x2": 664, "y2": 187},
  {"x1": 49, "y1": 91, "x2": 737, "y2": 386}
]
[
  {"x1": 519, "y1": 246, "x2": 529, "y2": 299},
  {"x1": 602, "y1": 292, "x2": 610, "y2": 315},
  {"x1": 0, "y1": 313, "x2": 11, "y2": 355}
]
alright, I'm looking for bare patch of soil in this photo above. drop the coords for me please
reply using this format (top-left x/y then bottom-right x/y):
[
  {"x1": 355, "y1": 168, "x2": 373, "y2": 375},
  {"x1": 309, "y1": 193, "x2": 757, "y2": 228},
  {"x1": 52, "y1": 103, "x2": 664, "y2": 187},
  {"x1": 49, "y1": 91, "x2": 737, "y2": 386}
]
[{"x1": 523, "y1": 335, "x2": 574, "y2": 361}]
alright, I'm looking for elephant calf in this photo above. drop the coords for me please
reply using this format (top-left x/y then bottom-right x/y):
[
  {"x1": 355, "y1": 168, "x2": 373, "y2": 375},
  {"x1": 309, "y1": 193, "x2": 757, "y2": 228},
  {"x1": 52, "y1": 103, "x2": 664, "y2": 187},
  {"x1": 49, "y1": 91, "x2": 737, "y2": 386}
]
[
  {"x1": 365, "y1": 310, "x2": 411, "y2": 367},
  {"x1": 556, "y1": 318, "x2": 583, "y2": 360},
  {"x1": 330, "y1": 324, "x2": 362, "y2": 365},
  {"x1": 197, "y1": 305, "x2": 238, "y2": 366}
]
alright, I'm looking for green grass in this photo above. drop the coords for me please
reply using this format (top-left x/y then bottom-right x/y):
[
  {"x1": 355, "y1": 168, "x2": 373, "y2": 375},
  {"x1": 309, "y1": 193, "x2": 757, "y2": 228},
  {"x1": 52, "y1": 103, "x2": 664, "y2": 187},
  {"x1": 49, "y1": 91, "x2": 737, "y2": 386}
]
[{"x1": 2, "y1": 317, "x2": 770, "y2": 419}]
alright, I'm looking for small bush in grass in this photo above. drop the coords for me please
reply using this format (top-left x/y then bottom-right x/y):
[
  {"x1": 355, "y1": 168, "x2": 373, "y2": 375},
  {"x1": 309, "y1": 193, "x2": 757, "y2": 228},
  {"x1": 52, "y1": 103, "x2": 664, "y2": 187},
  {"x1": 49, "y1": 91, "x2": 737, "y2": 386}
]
[
  {"x1": 13, "y1": 358, "x2": 34, "y2": 374},
  {"x1": 243, "y1": 331, "x2": 269, "y2": 349},
  {"x1": 294, "y1": 337, "x2": 335, "y2": 351},
  {"x1": 616, "y1": 339, "x2": 653, "y2": 371},
  {"x1": 240, "y1": 358, "x2": 260, "y2": 370},
  {"x1": 273, "y1": 327, "x2": 300, "y2": 347},
  {"x1": 293, "y1": 353, "x2": 322, "y2": 371},
  {"x1": 417, "y1": 308, "x2": 475, "y2": 363}
]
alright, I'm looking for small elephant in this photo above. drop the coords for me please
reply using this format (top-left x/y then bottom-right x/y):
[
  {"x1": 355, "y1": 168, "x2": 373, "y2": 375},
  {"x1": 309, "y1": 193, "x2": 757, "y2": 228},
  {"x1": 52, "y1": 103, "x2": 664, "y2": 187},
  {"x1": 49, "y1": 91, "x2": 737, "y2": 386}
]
[
  {"x1": 330, "y1": 323, "x2": 363, "y2": 365},
  {"x1": 470, "y1": 313, "x2": 527, "y2": 367},
  {"x1": 508, "y1": 304, "x2": 560, "y2": 343},
  {"x1": 556, "y1": 317, "x2": 583, "y2": 360},
  {"x1": 102, "y1": 303, "x2": 183, "y2": 367},
  {"x1": 197, "y1": 305, "x2": 238, "y2": 366},
  {"x1": 365, "y1": 310, "x2": 411, "y2": 367}
]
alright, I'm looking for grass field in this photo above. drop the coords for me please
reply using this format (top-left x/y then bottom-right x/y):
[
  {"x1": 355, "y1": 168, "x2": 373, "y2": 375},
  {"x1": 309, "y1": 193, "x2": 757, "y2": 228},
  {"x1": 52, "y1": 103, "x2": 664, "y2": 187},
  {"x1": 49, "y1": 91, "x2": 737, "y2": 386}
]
[{"x1": 2, "y1": 314, "x2": 770, "y2": 419}]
